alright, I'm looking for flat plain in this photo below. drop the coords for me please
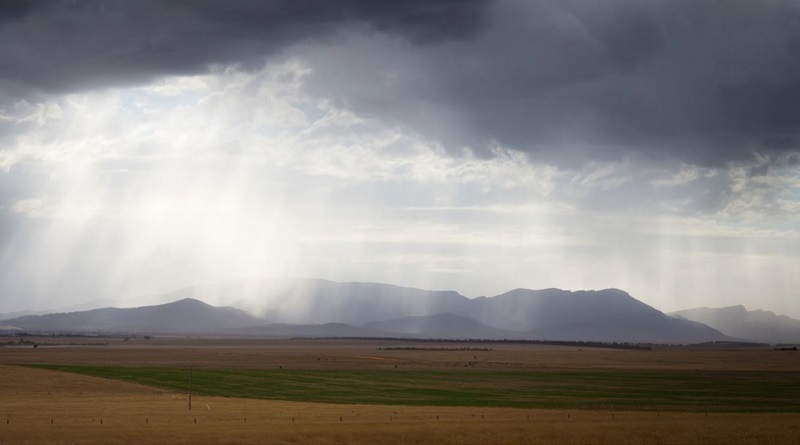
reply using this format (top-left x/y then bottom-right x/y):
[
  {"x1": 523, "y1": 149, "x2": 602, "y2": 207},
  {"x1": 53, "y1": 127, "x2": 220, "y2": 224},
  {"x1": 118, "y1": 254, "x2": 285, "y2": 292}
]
[{"x1": 1, "y1": 336, "x2": 799, "y2": 444}]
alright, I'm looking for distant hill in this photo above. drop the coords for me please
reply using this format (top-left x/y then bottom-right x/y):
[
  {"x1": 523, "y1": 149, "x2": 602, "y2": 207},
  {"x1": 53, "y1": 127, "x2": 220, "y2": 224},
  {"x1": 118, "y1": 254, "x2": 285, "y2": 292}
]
[
  {"x1": 458, "y1": 288, "x2": 727, "y2": 343},
  {"x1": 253, "y1": 278, "x2": 471, "y2": 325},
  {"x1": 144, "y1": 278, "x2": 472, "y2": 325},
  {"x1": 362, "y1": 313, "x2": 519, "y2": 339},
  {"x1": 229, "y1": 322, "x2": 378, "y2": 338},
  {"x1": 1, "y1": 280, "x2": 736, "y2": 343},
  {"x1": 671, "y1": 306, "x2": 800, "y2": 344},
  {"x1": 465, "y1": 288, "x2": 657, "y2": 331},
  {"x1": 526, "y1": 312, "x2": 729, "y2": 343},
  {"x1": 0, "y1": 309, "x2": 41, "y2": 321},
  {"x1": 2, "y1": 298, "x2": 263, "y2": 335}
]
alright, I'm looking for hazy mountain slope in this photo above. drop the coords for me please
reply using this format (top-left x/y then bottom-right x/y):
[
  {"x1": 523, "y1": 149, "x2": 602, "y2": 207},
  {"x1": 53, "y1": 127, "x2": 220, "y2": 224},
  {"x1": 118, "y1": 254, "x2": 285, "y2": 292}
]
[
  {"x1": 248, "y1": 283, "x2": 728, "y2": 342},
  {"x1": 467, "y1": 288, "x2": 660, "y2": 331},
  {"x1": 362, "y1": 313, "x2": 519, "y2": 340},
  {"x1": 526, "y1": 312, "x2": 730, "y2": 343},
  {"x1": 143, "y1": 278, "x2": 472, "y2": 326},
  {"x1": 0, "y1": 310, "x2": 41, "y2": 321},
  {"x1": 3, "y1": 298, "x2": 263, "y2": 334},
  {"x1": 672, "y1": 306, "x2": 800, "y2": 344},
  {"x1": 229, "y1": 322, "x2": 378, "y2": 338},
  {"x1": 248, "y1": 278, "x2": 472, "y2": 325},
  {"x1": 463, "y1": 288, "x2": 730, "y2": 343}
]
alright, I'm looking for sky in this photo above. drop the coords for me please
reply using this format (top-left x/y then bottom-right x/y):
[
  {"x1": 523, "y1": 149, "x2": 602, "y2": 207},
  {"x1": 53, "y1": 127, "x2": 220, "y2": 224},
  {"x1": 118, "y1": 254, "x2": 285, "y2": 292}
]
[{"x1": 0, "y1": 0, "x2": 798, "y2": 316}]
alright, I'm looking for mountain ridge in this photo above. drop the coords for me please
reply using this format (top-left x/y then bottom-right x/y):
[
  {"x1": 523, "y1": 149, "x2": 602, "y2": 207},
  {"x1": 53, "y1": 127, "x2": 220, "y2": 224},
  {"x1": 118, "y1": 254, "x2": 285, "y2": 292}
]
[
  {"x1": 671, "y1": 305, "x2": 800, "y2": 344},
  {"x1": 2, "y1": 298, "x2": 264, "y2": 335},
  {"x1": 0, "y1": 280, "x2": 736, "y2": 343}
]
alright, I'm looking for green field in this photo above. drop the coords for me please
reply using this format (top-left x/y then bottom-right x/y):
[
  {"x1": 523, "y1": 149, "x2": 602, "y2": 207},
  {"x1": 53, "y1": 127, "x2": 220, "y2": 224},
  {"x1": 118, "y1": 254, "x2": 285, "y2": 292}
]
[{"x1": 27, "y1": 365, "x2": 800, "y2": 412}]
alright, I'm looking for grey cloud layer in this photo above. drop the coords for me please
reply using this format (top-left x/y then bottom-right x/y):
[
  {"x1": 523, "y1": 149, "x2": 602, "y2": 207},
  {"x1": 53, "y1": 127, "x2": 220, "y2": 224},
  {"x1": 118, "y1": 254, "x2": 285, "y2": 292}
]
[
  {"x1": 0, "y1": 0, "x2": 487, "y2": 96},
  {"x1": 1, "y1": 0, "x2": 799, "y2": 166},
  {"x1": 302, "y1": 1, "x2": 800, "y2": 165}
]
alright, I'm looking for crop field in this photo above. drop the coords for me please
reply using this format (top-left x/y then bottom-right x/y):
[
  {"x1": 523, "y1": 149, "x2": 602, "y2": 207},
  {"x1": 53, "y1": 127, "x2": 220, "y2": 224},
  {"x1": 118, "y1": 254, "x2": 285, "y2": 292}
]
[
  {"x1": 2, "y1": 337, "x2": 800, "y2": 444},
  {"x1": 23, "y1": 364, "x2": 800, "y2": 412}
]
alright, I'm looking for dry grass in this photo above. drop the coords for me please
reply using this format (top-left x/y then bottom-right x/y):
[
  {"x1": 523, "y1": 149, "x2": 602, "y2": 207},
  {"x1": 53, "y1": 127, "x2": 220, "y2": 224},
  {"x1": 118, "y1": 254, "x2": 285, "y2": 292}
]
[
  {"x1": 3, "y1": 337, "x2": 800, "y2": 372},
  {"x1": 3, "y1": 365, "x2": 800, "y2": 445},
  {"x1": 2, "y1": 338, "x2": 800, "y2": 444}
]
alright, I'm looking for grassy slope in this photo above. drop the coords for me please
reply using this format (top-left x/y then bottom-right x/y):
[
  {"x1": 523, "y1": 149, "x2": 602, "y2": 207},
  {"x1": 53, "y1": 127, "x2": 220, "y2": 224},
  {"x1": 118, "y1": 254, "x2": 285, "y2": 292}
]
[{"x1": 25, "y1": 365, "x2": 800, "y2": 412}]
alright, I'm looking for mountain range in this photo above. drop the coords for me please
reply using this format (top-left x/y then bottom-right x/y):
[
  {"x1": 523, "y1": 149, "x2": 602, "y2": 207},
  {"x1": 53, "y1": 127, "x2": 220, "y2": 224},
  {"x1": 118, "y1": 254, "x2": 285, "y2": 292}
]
[
  {"x1": 0, "y1": 278, "x2": 769, "y2": 344},
  {"x1": 671, "y1": 306, "x2": 800, "y2": 345}
]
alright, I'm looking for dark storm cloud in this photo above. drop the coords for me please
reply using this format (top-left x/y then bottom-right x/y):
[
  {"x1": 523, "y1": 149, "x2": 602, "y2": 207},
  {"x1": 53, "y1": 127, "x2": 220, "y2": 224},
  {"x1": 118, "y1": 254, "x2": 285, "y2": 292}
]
[
  {"x1": 300, "y1": 0, "x2": 800, "y2": 166},
  {"x1": 0, "y1": 0, "x2": 489, "y2": 97},
  {"x1": 0, "y1": 0, "x2": 37, "y2": 24},
  {"x1": 2, "y1": 0, "x2": 800, "y2": 166}
]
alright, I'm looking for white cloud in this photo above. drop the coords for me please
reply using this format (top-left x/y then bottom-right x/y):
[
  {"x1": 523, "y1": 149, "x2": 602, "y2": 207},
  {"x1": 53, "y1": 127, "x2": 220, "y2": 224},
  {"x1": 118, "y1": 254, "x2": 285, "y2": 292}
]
[
  {"x1": 650, "y1": 164, "x2": 717, "y2": 187},
  {"x1": 572, "y1": 160, "x2": 639, "y2": 191},
  {"x1": 10, "y1": 197, "x2": 47, "y2": 218}
]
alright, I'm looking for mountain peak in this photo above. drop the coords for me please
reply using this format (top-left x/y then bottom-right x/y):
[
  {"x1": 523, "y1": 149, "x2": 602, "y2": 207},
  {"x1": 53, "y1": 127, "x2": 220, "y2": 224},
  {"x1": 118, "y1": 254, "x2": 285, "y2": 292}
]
[{"x1": 164, "y1": 298, "x2": 212, "y2": 307}]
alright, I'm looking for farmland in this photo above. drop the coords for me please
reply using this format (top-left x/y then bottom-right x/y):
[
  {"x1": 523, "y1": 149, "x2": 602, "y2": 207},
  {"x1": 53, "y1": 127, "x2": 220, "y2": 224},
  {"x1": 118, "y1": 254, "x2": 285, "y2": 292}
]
[{"x1": 1, "y1": 337, "x2": 799, "y2": 444}]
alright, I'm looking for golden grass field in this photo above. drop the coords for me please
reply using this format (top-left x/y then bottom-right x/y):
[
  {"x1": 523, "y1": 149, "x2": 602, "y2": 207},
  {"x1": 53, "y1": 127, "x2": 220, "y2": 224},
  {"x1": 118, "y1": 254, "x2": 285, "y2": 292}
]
[{"x1": 1, "y1": 337, "x2": 799, "y2": 444}]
